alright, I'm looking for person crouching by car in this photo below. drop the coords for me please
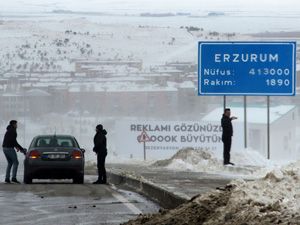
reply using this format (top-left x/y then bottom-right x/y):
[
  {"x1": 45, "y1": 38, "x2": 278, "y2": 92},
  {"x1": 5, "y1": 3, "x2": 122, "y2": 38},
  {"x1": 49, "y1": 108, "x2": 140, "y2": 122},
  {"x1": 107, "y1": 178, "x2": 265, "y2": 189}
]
[
  {"x1": 93, "y1": 124, "x2": 108, "y2": 184},
  {"x1": 2, "y1": 120, "x2": 25, "y2": 184}
]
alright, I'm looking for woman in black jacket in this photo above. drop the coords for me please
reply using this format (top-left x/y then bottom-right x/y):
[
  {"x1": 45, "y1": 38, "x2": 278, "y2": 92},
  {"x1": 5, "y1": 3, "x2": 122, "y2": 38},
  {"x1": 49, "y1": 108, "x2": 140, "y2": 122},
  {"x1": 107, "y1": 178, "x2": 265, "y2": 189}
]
[{"x1": 93, "y1": 124, "x2": 108, "y2": 184}]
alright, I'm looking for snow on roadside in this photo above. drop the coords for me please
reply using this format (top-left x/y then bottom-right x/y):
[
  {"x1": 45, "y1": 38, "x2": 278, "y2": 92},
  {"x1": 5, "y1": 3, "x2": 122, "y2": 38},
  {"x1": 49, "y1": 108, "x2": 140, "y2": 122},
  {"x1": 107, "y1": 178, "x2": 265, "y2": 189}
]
[
  {"x1": 152, "y1": 148, "x2": 277, "y2": 177},
  {"x1": 124, "y1": 161, "x2": 300, "y2": 225}
]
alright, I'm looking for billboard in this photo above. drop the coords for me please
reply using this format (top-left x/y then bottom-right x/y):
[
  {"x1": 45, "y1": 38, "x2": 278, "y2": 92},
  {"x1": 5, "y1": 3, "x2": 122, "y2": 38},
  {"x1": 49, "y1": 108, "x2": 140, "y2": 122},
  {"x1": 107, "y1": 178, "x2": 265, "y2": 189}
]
[{"x1": 115, "y1": 120, "x2": 243, "y2": 160}]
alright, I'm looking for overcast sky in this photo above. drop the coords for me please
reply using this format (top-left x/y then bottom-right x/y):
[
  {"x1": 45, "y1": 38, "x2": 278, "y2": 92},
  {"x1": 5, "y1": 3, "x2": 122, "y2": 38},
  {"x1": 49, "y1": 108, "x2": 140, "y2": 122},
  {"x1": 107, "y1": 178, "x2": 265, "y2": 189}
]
[{"x1": 1, "y1": 0, "x2": 300, "y2": 13}]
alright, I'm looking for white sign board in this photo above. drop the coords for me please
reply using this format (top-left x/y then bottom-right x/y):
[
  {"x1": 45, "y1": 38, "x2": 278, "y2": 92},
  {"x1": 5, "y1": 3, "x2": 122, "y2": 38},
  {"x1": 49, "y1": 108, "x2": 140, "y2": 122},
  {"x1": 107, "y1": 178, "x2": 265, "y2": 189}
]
[{"x1": 115, "y1": 120, "x2": 243, "y2": 160}]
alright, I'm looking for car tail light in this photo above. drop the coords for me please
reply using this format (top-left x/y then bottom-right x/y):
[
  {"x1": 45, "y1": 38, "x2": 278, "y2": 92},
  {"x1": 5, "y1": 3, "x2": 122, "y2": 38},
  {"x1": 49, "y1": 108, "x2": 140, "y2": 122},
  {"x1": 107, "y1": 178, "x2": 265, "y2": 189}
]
[
  {"x1": 72, "y1": 150, "x2": 82, "y2": 159},
  {"x1": 29, "y1": 150, "x2": 40, "y2": 159}
]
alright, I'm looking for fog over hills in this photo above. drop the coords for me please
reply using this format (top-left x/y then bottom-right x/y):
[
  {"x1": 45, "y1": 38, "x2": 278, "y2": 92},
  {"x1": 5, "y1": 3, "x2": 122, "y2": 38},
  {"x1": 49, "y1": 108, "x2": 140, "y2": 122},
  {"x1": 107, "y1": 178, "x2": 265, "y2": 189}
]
[{"x1": 1, "y1": 0, "x2": 300, "y2": 14}]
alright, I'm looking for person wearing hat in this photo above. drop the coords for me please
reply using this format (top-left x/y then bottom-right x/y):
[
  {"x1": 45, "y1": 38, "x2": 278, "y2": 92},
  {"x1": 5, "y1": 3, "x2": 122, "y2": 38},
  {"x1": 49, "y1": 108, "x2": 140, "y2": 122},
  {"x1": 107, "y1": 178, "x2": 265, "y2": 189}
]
[
  {"x1": 2, "y1": 120, "x2": 25, "y2": 184},
  {"x1": 93, "y1": 124, "x2": 108, "y2": 184}
]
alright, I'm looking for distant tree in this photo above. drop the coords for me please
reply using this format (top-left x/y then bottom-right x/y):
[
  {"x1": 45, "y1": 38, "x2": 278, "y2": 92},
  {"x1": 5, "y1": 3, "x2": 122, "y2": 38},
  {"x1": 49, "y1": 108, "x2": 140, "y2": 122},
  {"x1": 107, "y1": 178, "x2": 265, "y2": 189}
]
[
  {"x1": 187, "y1": 26, "x2": 200, "y2": 32},
  {"x1": 209, "y1": 31, "x2": 219, "y2": 36}
]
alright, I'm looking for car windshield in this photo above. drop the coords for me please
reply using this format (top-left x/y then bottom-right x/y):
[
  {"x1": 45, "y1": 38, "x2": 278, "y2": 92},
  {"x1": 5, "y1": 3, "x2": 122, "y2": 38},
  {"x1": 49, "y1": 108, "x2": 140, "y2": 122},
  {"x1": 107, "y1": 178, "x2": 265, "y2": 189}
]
[{"x1": 33, "y1": 136, "x2": 78, "y2": 148}]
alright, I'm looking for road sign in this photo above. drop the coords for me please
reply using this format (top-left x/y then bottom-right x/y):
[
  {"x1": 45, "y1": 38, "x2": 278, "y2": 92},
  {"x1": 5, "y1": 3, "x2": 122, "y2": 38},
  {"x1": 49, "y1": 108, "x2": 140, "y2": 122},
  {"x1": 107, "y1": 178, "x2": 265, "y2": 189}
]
[
  {"x1": 137, "y1": 130, "x2": 151, "y2": 143},
  {"x1": 137, "y1": 130, "x2": 151, "y2": 161},
  {"x1": 198, "y1": 41, "x2": 296, "y2": 96}
]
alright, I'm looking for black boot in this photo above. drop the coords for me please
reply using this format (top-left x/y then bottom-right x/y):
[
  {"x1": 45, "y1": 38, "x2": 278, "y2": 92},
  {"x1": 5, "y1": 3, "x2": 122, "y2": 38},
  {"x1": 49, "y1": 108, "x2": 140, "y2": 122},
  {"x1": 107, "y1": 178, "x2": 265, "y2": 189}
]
[
  {"x1": 5, "y1": 178, "x2": 10, "y2": 184},
  {"x1": 11, "y1": 178, "x2": 21, "y2": 184},
  {"x1": 93, "y1": 180, "x2": 102, "y2": 184}
]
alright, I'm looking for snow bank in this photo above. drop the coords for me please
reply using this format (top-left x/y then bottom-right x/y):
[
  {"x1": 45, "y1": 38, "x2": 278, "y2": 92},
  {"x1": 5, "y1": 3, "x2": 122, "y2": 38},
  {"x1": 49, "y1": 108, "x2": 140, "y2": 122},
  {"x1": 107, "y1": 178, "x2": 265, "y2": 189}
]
[
  {"x1": 152, "y1": 148, "x2": 274, "y2": 176},
  {"x1": 124, "y1": 161, "x2": 300, "y2": 225},
  {"x1": 152, "y1": 148, "x2": 221, "y2": 172}
]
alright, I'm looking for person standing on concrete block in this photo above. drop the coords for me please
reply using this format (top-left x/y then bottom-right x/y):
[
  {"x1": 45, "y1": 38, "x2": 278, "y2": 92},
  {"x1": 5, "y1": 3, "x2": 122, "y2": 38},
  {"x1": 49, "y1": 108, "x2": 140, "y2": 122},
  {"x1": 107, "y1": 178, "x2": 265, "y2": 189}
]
[
  {"x1": 93, "y1": 124, "x2": 108, "y2": 184},
  {"x1": 221, "y1": 108, "x2": 237, "y2": 166}
]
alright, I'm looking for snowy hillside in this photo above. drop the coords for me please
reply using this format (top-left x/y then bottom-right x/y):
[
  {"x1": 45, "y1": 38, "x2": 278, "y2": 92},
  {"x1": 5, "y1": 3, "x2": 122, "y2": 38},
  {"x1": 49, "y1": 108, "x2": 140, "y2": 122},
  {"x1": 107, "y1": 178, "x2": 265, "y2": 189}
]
[
  {"x1": 2, "y1": 0, "x2": 300, "y2": 14},
  {"x1": 0, "y1": 18, "x2": 238, "y2": 73}
]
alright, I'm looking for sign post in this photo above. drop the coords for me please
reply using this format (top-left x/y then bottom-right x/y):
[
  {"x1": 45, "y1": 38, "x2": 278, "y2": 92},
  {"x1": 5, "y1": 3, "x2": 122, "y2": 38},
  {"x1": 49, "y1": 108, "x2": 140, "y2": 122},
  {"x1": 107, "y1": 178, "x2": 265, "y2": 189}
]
[
  {"x1": 137, "y1": 129, "x2": 151, "y2": 161},
  {"x1": 223, "y1": 96, "x2": 226, "y2": 110},
  {"x1": 244, "y1": 96, "x2": 247, "y2": 149},
  {"x1": 267, "y1": 96, "x2": 270, "y2": 159},
  {"x1": 198, "y1": 41, "x2": 296, "y2": 159}
]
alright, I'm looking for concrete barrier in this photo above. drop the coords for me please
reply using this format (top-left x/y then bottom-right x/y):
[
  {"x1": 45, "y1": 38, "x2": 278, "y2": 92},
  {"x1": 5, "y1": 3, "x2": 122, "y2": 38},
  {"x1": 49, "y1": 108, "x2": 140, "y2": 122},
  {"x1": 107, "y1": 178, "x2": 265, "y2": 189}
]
[{"x1": 107, "y1": 171, "x2": 187, "y2": 209}]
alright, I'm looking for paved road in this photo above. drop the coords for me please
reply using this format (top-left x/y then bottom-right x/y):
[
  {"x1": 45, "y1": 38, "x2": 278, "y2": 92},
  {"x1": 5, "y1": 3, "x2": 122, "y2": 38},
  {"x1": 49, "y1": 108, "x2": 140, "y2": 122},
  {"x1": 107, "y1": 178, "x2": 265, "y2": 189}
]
[
  {"x1": 0, "y1": 179, "x2": 159, "y2": 225},
  {"x1": 0, "y1": 152, "x2": 159, "y2": 225}
]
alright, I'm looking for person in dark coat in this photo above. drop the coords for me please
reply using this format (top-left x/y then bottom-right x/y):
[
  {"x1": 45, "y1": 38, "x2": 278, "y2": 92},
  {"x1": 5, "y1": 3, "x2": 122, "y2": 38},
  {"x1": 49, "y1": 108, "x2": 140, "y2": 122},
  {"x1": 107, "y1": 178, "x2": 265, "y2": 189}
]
[
  {"x1": 2, "y1": 120, "x2": 25, "y2": 183},
  {"x1": 221, "y1": 108, "x2": 237, "y2": 166},
  {"x1": 93, "y1": 124, "x2": 108, "y2": 184}
]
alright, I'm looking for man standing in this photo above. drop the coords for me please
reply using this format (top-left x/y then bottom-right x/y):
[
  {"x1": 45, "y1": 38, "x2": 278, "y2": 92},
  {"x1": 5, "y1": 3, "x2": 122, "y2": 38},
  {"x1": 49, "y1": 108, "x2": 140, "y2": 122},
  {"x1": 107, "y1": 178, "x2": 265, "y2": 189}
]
[
  {"x1": 93, "y1": 124, "x2": 108, "y2": 184},
  {"x1": 221, "y1": 108, "x2": 237, "y2": 166},
  {"x1": 2, "y1": 120, "x2": 25, "y2": 183}
]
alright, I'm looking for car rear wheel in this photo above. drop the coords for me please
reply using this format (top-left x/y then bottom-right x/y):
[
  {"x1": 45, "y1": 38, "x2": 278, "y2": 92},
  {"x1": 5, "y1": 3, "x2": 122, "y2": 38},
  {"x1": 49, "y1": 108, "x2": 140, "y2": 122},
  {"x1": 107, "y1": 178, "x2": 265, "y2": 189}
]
[
  {"x1": 23, "y1": 166, "x2": 33, "y2": 184},
  {"x1": 23, "y1": 174, "x2": 32, "y2": 184},
  {"x1": 73, "y1": 173, "x2": 84, "y2": 184}
]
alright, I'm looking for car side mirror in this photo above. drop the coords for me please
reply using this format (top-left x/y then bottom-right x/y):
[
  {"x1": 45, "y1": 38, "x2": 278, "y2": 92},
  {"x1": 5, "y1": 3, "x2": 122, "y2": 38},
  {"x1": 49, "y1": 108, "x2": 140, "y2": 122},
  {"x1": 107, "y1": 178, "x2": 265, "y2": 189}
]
[{"x1": 80, "y1": 148, "x2": 86, "y2": 153}]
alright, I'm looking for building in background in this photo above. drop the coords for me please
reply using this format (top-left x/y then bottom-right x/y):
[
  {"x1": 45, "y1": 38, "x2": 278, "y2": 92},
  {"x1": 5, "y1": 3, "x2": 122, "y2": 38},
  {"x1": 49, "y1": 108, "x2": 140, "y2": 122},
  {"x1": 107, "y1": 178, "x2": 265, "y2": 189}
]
[{"x1": 202, "y1": 105, "x2": 297, "y2": 161}]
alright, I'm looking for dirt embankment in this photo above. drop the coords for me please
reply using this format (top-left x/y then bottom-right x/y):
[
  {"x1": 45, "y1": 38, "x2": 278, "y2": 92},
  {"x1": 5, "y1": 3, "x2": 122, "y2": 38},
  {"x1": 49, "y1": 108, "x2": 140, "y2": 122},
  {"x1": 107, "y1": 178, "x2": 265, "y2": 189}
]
[
  {"x1": 123, "y1": 185, "x2": 232, "y2": 225},
  {"x1": 123, "y1": 168, "x2": 300, "y2": 225}
]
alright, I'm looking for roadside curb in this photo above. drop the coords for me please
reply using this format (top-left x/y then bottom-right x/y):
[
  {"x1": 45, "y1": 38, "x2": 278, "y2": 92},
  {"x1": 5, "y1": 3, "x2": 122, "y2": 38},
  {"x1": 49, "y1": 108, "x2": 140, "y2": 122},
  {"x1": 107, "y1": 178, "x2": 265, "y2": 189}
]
[{"x1": 107, "y1": 171, "x2": 188, "y2": 209}]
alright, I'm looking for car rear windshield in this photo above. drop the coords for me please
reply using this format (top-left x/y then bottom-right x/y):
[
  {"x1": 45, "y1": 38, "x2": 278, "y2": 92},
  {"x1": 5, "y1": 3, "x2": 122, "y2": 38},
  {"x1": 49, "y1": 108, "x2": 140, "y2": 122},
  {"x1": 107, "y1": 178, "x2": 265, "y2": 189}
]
[{"x1": 33, "y1": 136, "x2": 78, "y2": 148}]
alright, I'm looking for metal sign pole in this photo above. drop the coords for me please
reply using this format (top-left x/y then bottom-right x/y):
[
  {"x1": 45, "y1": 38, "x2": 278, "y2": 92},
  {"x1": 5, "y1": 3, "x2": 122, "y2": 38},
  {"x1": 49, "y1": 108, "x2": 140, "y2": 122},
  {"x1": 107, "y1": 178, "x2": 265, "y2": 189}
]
[
  {"x1": 142, "y1": 128, "x2": 147, "y2": 161},
  {"x1": 223, "y1": 96, "x2": 226, "y2": 110},
  {"x1": 244, "y1": 96, "x2": 247, "y2": 149},
  {"x1": 144, "y1": 141, "x2": 146, "y2": 161},
  {"x1": 267, "y1": 96, "x2": 270, "y2": 159}
]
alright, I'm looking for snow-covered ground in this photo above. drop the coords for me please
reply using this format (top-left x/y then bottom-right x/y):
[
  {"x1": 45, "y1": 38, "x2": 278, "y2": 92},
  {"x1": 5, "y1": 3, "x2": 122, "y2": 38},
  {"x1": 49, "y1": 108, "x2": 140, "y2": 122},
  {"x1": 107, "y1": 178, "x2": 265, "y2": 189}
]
[
  {"x1": 125, "y1": 160, "x2": 300, "y2": 224},
  {"x1": 0, "y1": 17, "x2": 238, "y2": 75},
  {"x1": 151, "y1": 148, "x2": 290, "y2": 179},
  {"x1": 1, "y1": 0, "x2": 299, "y2": 15},
  {"x1": 124, "y1": 149, "x2": 300, "y2": 224},
  {"x1": 2, "y1": 0, "x2": 300, "y2": 33}
]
